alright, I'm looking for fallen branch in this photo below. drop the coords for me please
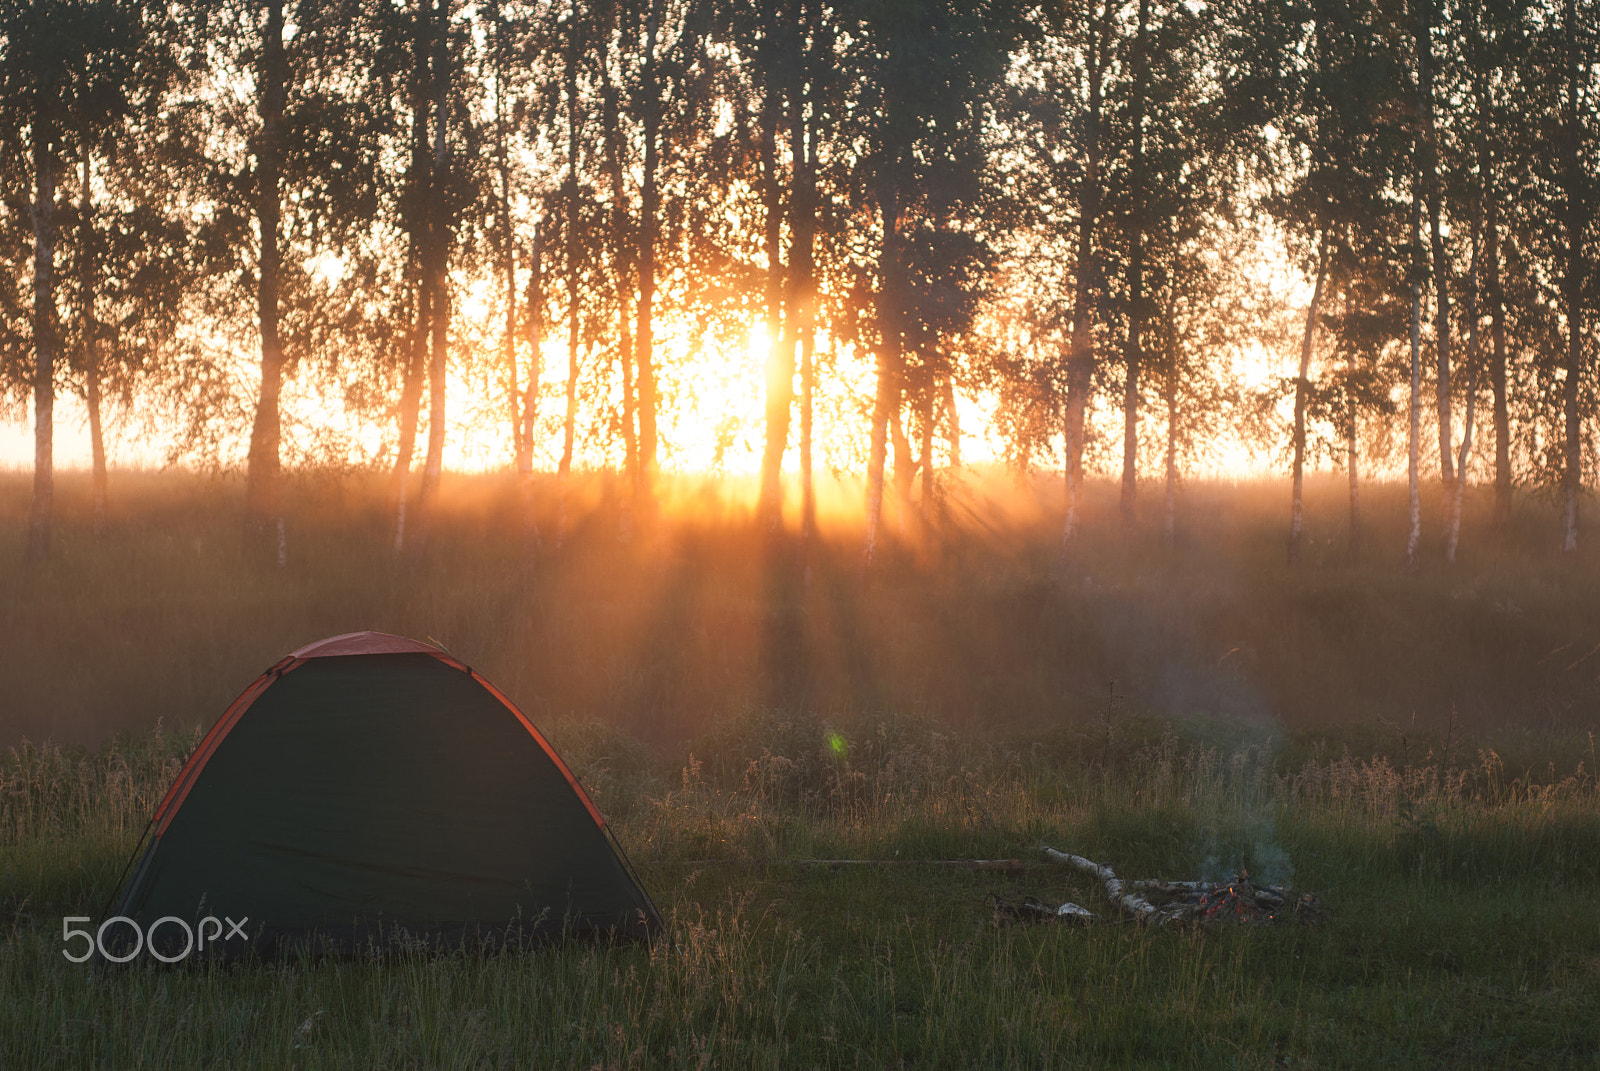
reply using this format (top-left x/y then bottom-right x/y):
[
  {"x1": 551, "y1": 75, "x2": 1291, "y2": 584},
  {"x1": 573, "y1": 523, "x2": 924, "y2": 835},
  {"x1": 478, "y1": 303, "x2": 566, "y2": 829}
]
[
  {"x1": 1040, "y1": 845, "x2": 1320, "y2": 925},
  {"x1": 1126, "y1": 879, "x2": 1209, "y2": 893},
  {"x1": 1040, "y1": 846, "x2": 1170, "y2": 922},
  {"x1": 653, "y1": 858, "x2": 1027, "y2": 872}
]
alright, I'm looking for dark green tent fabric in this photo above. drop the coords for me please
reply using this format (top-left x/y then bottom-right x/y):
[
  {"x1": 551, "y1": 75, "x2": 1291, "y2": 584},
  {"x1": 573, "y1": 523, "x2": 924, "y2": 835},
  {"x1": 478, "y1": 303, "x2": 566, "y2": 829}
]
[{"x1": 113, "y1": 635, "x2": 659, "y2": 957}]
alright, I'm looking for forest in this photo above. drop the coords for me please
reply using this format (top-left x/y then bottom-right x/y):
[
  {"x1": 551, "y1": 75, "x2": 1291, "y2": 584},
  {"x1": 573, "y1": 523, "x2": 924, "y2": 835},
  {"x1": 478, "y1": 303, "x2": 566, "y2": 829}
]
[{"x1": 0, "y1": 0, "x2": 1594, "y2": 570}]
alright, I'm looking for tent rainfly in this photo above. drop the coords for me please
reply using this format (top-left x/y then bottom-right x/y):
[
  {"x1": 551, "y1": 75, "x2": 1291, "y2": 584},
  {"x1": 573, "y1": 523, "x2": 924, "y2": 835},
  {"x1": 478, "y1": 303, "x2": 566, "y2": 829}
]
[{"x1": 110, "y1": 631, "x2": 660, "y2": 958}]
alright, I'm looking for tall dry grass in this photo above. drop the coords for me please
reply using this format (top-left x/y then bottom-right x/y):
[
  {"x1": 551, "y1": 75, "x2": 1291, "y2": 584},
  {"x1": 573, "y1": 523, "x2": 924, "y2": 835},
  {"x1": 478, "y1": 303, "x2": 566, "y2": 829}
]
[{"x1": 4, "y1": 469, "x2": 1600, "y2": 752}]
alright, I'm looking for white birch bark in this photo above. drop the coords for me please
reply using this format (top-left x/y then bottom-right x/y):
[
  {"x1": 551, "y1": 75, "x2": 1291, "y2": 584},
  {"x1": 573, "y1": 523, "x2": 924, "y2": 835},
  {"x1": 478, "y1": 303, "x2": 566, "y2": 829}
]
[
  {"x1": 27, "y1": 124, "x2": 56, "y2": 562},
  {"x1": 1407, "y1": 280, "x2": 1423, "y2": 571}
]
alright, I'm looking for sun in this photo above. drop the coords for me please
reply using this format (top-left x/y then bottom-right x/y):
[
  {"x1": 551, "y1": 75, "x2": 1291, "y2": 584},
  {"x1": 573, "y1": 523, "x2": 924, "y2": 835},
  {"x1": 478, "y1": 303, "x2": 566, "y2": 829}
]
[{"x1": 656, "y1": 320, "x2": 771, "y2": 476}]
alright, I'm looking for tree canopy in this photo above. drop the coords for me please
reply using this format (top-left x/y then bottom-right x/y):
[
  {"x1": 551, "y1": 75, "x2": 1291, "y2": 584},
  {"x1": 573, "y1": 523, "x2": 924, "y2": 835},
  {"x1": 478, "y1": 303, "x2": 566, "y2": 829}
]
[{"x1": 1, "y1": 0, "x2": 1595, "y2": 563}]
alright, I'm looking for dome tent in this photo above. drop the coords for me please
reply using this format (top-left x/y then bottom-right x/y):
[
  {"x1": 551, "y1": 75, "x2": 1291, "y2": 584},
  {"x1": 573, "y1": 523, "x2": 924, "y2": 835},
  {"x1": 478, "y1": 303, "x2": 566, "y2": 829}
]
[{"x1": 110, "y1": 632, "x2": 659, "y2": 958}]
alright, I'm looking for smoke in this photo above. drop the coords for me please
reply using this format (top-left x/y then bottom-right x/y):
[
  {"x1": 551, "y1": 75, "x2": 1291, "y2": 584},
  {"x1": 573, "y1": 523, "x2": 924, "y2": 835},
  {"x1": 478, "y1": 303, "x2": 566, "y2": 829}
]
[
  {"x1": 1075, "y1": 582, "x2": 1276, "y2": 729},
  {"x1": 1086, "y1": 590, "x2": 1300, "y2": 889},
  {"x1": 1198, "y1": 813, "x2": 1295, "y2": 888},
  {"x1": 1247, "y1": 815, "x2": 1295, "y2": 887}
]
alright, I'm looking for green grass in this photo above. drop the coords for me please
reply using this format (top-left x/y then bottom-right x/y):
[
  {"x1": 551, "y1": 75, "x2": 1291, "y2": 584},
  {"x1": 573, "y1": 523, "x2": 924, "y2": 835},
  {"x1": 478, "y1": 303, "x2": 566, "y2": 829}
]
[
  {"x1": 4, "y1": 715, "x2": 1599, "y2": 1069},
  {"x1": 3, "y1": 470, "x2": 1600, "y2": 1066}
]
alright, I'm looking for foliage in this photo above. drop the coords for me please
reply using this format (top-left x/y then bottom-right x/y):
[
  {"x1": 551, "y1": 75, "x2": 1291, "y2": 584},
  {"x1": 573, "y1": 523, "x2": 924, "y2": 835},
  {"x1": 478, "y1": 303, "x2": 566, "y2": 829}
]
[{"x1": 1, "y1": 0, "x2": 1595, "y2": 559}]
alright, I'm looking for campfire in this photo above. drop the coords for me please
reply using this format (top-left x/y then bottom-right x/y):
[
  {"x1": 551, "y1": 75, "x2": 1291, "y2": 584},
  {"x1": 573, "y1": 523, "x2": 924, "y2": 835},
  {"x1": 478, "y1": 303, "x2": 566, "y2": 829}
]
[
  {"x1": 990, "y1": 846, "x2": 1324, "y2": 926},
  {"x1": 1129, "y1": 873, "x2": 1297, "y2": 924}
]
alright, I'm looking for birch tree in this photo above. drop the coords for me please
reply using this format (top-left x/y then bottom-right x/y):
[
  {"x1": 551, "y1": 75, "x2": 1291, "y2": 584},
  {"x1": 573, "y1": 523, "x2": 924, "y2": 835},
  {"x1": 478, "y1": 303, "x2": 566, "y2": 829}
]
[
  {"x1": 0, "y1": 0, "x2": 142, "y2": 560},
  {"x1": 845, "y1": 0, "x2": 1021, "y2": 563}
]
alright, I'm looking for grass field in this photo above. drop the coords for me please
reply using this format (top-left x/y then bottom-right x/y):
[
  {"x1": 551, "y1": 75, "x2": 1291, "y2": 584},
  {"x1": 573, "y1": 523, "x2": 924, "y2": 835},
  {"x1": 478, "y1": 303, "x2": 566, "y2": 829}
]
[
  {"x1": 4, "y1": 468, "x2": 1600, "y2": 749},
  {"x1": 3, "y1": 471, "x2": 1599, "y2": 1067},
  {"x1": 4, "y1": 716, "x2": 1598, "y2": 1068}
]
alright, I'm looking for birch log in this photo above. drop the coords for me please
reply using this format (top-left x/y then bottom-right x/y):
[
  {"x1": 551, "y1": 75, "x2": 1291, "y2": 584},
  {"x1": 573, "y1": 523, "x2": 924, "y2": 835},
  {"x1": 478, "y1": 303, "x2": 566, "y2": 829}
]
[{"x1": 1041, "y1": 845, "x2": 1165, "y2": 921}]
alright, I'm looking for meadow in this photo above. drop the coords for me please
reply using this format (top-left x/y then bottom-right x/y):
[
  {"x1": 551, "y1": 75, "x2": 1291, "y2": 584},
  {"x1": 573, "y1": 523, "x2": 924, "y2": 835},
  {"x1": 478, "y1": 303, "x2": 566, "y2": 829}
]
[{"x1": 2, "y1": 470, "x2": 1599, "y2": 1067}]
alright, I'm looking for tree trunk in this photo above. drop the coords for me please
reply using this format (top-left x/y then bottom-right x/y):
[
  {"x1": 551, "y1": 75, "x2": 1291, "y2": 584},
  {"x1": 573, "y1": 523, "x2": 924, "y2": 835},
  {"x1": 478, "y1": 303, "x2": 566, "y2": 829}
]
[
  {"x1": 1062, "y1": 3, "x2": 1105, "y2": 550},
  {"x1": 1560, "y1": 0, "x2": 1583, "y2": 553},
  {"x1": 1119, "y1": 0, "x2": 1150, "y2": 529},
  {"x1": 393, "y1": 271, "x2": 429, "y2": 554},
  {"x1": 788, "y1": 29, "x2": 818, "y2": 547},
  {"x1": 1346, "y1": 406, "x2": 1360, "y2": 561},
  {"x1": 27, "y1": 114, "x2": 56, "y2": 563},
  {"x1": 495, "y1": 20, "x2": 521, "y2": 476},
  {"x1": 392, "y1": 21, "x2": 433, "y2": 554},
  {"x1": 1487, "y1": 186, "x2": 1510, "y2": 524},
  {"x1": 245, "y1": 0, "x2": 286, "y2": 564},
  {"x1": 414, "y1": 0, "x2": 450, "y2": 550},
  {"x1": 757, "y1": 66, "x2": 792, "y2": 532},
  {"x1": 1163, "y1": 367, "x2": 1176, "y2": 553},
  {"x1": 519, "y1": 223, "x2": 542, "y2": 553},
  {"x1": 943, "y1": 376, "x2": 960, "y2": 472},
  {"x1": 417, "y1": 241, "x2": 448, "y2": 545},
  {"x1": 1469, "y1": 22, "x2": 1511, "y2": 525},
  {"x1": 891, "y1": 397, "x2": 914, "y2": 521},
  {"x1": 1338, "y1": 287, "x2": 1358, "y2": 559},
  {"x1": 80, "y1": 149, "x2": 106, "y2": 534},
  {"x1": 598, "y1": 64, "x2": 638, "y2": 527},
  {"x1": 499, "y1": 111, "x2": 540, "y2": 556},
  {"x1": 1407, "y1": 157, "x2": 1425, "y2": 572},
  {"x1": 1562, "y1": 287, "x2": 1581, "y2": 555},
  {"x1": 522, "y1": 228, "x2": 545, "y2": 465},
  {"x1": 864, "y1": 184, "x2": 900, "y2": 565},
  {"x1": 1287, "y1": 235, "x2": 1327, "y2": 566},
  {"x1": 799, "y1": 329, "x2": 815, "y2": 544},
  {"x1": 557, "y1": 47, "x2": 582, "y2": 545},
  {"x1": 1447, "y1": 231, "x2": 1482, "y2": 565},
  {"x1": 557, "y1": 244, "x2": 579, "y2": 542},
  {"x1": 1417, "y1": 0, "x2": 1453, "y2": 490},
  {"x1": 918, "y1": 387, "x2": 935, "y2": 525},
  {"x1": 618, "y1": 326, "x2": 636, "y2": 541},
  {"x1": 1448, "y1": 378, "x2": 1477, "y2": 565},
  {"x1": 1408, "y1": 278, "x2": 1423, "y2": 572},
  {"x1": 85, "y1": 363, "x2": 106, "y2": 532},
  {"x1": 634, "y1": 1, "x2": 662, "y2": 510}
]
